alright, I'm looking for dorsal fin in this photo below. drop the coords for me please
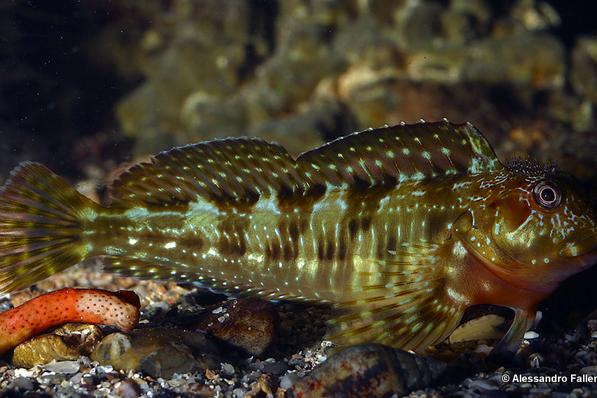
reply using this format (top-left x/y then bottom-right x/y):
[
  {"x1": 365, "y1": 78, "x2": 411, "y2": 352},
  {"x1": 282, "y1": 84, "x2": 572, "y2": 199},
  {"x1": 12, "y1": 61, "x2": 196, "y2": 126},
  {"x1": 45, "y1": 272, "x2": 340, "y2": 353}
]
[
  {"x1": 298, "y1": 121, "x2": 502, "y2": 188},
  {"x1": 109, "y1": 138, "x2": 308, "y2": 208},
  {"x1": 109, "y1": 122, "x2": 501, "y2": 209}
]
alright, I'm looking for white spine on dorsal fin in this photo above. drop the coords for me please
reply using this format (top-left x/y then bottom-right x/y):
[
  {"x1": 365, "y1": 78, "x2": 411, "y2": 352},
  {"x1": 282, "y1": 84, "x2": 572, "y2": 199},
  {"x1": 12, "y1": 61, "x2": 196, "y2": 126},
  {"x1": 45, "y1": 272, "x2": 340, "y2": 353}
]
[{"x1": 297, "y1": 121, "x2": 503, "y2": 190}]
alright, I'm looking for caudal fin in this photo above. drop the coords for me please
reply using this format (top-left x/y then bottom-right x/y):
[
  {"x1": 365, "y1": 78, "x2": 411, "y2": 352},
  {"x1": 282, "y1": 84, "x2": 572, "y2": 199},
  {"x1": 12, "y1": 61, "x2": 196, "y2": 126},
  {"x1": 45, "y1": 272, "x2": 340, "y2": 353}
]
[{"x1": 0, "y1": 162, "x2": 97, "y2": 293}]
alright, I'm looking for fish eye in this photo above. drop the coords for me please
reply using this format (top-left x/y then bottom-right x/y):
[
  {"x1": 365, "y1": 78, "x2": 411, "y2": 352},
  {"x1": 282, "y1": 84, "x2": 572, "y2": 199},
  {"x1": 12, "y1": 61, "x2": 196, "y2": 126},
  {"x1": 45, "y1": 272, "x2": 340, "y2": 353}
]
[{"x1": 533, "y1": 180, "x2": 562, "y2": 210}]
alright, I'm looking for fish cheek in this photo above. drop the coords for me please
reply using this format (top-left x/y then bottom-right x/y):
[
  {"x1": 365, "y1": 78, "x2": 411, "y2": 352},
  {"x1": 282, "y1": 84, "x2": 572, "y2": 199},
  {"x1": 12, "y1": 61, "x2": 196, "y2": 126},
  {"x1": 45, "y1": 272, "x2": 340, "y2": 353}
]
[{"x1": 491, "y1": 196, "x2": 532, "y2": 234}]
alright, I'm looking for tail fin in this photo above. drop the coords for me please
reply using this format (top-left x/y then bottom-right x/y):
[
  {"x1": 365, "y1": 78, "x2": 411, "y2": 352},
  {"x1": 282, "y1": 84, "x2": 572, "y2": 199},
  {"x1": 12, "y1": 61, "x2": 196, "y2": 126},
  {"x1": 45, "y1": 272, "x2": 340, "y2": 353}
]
[{"x1": 0, "y1": 162, "x2": 97, "y2": 294}]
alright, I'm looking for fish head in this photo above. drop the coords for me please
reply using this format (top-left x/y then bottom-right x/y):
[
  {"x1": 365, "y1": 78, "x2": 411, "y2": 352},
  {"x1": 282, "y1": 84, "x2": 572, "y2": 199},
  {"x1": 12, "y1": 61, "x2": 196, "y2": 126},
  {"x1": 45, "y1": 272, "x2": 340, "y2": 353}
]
[{"x1": 456, "y1": 163, "x2": 596, "y2": 290}]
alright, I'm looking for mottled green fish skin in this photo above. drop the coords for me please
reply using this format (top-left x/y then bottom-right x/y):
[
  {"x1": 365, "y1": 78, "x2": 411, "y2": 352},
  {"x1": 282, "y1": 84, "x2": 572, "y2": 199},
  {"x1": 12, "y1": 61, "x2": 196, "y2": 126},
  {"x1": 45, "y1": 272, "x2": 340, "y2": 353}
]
[{"x1": 0, "y1": 121, "x2": 595, "y2": 353}]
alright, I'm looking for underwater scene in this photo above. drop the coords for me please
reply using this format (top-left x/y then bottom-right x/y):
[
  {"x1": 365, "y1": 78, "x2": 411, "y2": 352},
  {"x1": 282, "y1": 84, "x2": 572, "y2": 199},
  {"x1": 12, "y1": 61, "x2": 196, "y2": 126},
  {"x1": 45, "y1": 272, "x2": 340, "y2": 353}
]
[{"x1": 0, "y1": 1, "x2": 596, "y2": 397}]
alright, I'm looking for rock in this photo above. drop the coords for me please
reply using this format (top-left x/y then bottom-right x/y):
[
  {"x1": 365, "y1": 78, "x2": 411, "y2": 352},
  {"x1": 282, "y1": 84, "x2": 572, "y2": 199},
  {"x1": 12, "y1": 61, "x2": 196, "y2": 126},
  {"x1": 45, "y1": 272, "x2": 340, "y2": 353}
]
[
  {"x1": 393, "y1": 0, "x2": 445, "y2": 51},
  {"x1": 41, "y1": 360, "x2": 81, "y2": 374},
  {"x1": 571, "y1": 37, "x2": 597, "y2": 105},
  {"x1": 221, "y1": 362, "x2": 235, "y2": 376},
  {"x1": 115, "y1": 378, "x2": 142, "y2": 398},
  {"x1": 289, "y1": 344, "x2": 446, "y2": 398},
  {"x1": 462, "y1": 377, "x2": 500, "y2": 391},
  {"x1": 280, "y1": 372, "x2": 299, "y2": 389},
  {"x1": 448, "y1": 314, "x2": 506, "y2": 344},
  {"x1": 195, "y1": 298, "x2": 278, "y2": 356},
  {"x1": 405, "y1": 48, "x2": 467, "y2": 84},
  {"x1": 115, "y1": 0, "x2": 252, "y2": 155},
  {"x1": 12, "y1": 324, "x2": 103, "y2": 368},
  {"x1": 262, "y1": 360, "x2": 289, "y2": 375},
  {"x1": 463, "y1": 33, "x2": 565, "y2": 88},
  {"x1": 91, "y1": 328, "x2": 221, "y2": 378},
  {"x1": 404, "y1": 32, "x2": 565, "y2": 87},
  {"x1": 6, "y1": 377, "x2": 35, "y2": 391}
]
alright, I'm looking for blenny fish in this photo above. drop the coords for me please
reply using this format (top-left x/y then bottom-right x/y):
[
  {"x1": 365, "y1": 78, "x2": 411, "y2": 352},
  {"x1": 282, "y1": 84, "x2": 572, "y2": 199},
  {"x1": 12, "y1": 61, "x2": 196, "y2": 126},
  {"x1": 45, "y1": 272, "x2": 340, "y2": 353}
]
[{"x1": 0, "y1": 121, "x2": 595, "y2": 353}]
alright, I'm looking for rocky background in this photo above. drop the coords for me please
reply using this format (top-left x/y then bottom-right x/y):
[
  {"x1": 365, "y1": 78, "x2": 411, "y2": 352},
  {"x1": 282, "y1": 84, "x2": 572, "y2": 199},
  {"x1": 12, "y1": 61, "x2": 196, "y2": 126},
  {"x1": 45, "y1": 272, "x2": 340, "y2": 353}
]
[{"x1": 0, "y1": 0, "x2": 597, "y2": 397}]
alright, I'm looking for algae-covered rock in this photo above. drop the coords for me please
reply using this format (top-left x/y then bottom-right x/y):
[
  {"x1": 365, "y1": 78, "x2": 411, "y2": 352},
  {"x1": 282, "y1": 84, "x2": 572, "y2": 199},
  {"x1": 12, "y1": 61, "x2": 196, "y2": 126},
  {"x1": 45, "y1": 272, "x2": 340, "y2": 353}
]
[
  {"x1": 571, "y1": 37, "x2": 597, "y2": 105},
  {"x1": 463, "y1": 33, "x2": 565, "y2": 88},
  {"x1": 12, "y1": 324, "x2": 102, "y2": 368},
  {"x1": 91, "y1": 328, "x2": 220, "y2": 378},
  {"x1": 109, "y1": 0, "x2": 591, "y2": 181}
]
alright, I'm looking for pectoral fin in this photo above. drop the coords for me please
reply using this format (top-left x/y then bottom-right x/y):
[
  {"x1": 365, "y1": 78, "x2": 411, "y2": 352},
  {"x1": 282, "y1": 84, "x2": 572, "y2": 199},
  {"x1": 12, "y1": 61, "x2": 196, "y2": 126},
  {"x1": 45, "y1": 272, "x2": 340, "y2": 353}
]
[
  {"x1": 327, "y1": 247, "x2": 466, "y2": 353},
  {"x1": 493, "y1": 308, "x2": 535, "y2": 353}
]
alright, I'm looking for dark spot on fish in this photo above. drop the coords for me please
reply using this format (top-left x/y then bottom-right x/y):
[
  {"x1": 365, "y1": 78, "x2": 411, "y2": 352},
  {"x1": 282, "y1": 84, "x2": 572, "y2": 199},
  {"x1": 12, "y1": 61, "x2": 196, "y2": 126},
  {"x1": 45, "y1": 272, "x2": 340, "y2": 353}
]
[
  {"x1": 270, "y1": 241, "x2": 281, "y2": 260},
  {"x1": 243, "y1": 189, "x2": 260, "y2": 206},
  {"x1": 288, "y1": 220, "x2": 300, "y2": 242},
  {"x1": 299, "y1": 218, "x2": 308, "y2": 233},
  {"x1": 361, "y1": 217, "x2": 372, "y2": 231},
  {"x1": 386, "y1": 234, "x2": 396, "y2": 253},
  {"x1": 376, "y1": 236, "x2": 385, "y2": 259},
  {"x1": 338, "y1": 234, "x2": 347, "y2": 260},
  {"x1": 353, "y1": 177, "x2": 370, "y2": 192},
  {"x1": 277, "y1": 184, "x2": 294, "y2": 202},
  {"x1": 218, "y1": 236, "x2": 229, "y2": 255},
  {"x1": 306, "y1": 183, "x2": 326, "y2": 200},
  {"x1": 326, "y1": 238, "x2": 335, "y2": 260},
  {"x1": 382, "y1": 174, "x2": 397, "y2": 187},
  {"x1": 317, "y1": 238, "x2": 325, "y2": 261},
  {"x1": 283, "y1": 240, "x2": 294, "y2": 261},
  {"x1": 231, "y1": 236, "x2": 246, "y2": 257},
  {"x1": 348, "y1": 219, "x2": 358, "y2": 240}
]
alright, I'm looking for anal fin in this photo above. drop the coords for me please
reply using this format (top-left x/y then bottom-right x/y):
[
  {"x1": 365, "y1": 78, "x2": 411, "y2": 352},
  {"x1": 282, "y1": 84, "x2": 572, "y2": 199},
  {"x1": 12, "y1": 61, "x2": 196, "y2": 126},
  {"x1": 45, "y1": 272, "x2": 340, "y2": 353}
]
[{"x1": 101, "y1": 256, "x2": 292, "y2": 300}]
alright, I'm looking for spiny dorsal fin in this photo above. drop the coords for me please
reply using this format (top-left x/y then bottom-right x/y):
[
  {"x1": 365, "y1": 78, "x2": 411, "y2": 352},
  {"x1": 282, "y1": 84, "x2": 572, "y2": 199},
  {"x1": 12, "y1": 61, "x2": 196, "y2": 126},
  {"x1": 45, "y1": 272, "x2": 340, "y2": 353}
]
[
  {"x1": 328, "y1": 243, "x2": 465, "y2": 353},
  {"x1": 109, "y1": 122, "x2": 501, "y2": 209},
  {"x1": 109, "y1": 138, "x2": 308, "y2": 208},
  {"x1": 299, "y1": 121, "x2": 502, "y2": 188}
]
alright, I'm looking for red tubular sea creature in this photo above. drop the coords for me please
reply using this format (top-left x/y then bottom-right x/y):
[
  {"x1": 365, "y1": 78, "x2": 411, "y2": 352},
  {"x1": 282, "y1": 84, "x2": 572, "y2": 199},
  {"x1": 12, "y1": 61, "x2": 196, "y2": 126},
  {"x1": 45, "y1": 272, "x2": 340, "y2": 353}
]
[{"x1": 0, "y1": 288, "x2": 140, "y2": 355}]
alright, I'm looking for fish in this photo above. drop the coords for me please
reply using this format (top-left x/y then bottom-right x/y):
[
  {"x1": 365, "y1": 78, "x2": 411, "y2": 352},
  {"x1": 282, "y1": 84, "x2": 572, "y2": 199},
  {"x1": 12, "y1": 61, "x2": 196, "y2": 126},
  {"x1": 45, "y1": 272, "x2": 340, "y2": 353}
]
[
  {"x1": 0, "y1": 288, "x2": 140, "y2": 355},
  {"x1": 0, "y1": 121, "x2": 595, "y2": 353}
]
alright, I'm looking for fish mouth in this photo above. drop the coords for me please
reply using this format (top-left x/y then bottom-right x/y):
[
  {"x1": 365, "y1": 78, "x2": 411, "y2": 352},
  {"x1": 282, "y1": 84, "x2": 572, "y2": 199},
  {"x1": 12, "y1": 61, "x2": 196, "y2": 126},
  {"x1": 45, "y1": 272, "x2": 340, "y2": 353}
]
[{"x1": 560, "y1": 227, "x2": 597, "y2": 267}]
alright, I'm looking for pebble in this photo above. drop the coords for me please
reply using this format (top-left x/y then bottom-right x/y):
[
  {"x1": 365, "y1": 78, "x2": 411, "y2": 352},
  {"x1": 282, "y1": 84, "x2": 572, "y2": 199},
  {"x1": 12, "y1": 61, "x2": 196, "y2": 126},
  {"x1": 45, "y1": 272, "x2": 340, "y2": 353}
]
[
  {"x1": 463, "y1": 377, "x2": 499, "y2": 391},
  {"x1": 221, "y1": 362, "x2": 236, "y2": 376},
  {"x1": 7, "y1": 377, "x2": 35, "y2": 391},
  {"x1": 41, "y1": 360, "x2": 81, "y2": 374},
  {"x1": 280, "y1": 372, "x2": 299, "y2": 389},
  {"x1": 195, "y1": 298, "x2": 278, "y2": 356},
  {"x1": 524, "y1": 331, "x2": 540, "y2": 340},
  {"x1": 579, "y1": 365, "x2": 597, "y2": 375},
  {"x1": 116, "y1": 379, "x2": 141, "y2": 398}
]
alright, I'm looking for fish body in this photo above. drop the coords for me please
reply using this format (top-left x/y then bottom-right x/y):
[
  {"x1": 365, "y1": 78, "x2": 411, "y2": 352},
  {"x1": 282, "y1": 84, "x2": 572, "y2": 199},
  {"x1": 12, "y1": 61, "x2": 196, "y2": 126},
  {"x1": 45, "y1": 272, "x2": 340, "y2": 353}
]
[{"x1": 1, "y1": 121, "x2": 595, "y2": 353}]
